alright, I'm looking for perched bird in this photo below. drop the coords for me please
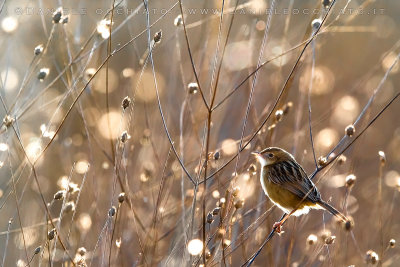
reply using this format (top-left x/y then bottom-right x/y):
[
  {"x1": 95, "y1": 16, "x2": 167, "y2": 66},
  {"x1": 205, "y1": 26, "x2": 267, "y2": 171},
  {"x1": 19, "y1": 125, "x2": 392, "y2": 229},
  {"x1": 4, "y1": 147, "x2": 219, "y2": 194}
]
[{"x1": 252, "y1": 147, "x2": 348, "y2": 233}]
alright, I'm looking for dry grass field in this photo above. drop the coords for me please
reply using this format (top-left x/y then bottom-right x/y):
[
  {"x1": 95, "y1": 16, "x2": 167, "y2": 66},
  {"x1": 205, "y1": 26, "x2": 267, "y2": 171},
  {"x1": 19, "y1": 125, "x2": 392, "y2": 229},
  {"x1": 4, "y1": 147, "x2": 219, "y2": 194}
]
[{"x1": 0, "y1": 0, "x2": 399, "y2": 266}]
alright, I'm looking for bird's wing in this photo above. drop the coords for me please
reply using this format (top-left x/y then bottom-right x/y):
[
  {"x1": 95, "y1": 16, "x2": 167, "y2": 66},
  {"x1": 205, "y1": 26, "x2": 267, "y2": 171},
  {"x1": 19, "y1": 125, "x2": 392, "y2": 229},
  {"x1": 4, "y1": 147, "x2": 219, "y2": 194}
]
[{"x1": 265, "y1": 160, "x2": 321, "y2": 202}]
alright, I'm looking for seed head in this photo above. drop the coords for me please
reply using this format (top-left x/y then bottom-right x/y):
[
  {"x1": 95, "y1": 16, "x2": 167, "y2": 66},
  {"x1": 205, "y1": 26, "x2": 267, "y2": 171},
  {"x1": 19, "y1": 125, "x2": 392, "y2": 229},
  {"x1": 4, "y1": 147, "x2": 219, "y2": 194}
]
[
  {"x1": 48, "y1": 228, "x2": 56, "y2": 240},
  {"x1": 317, "y1": 156, "x2": 328, "y2": 168},
  {"x1": 218, "y1": 198, "x2": 226, "y2": 208},
  {"x1": 322, "y1": 0, "x2": 332, "y2": 8},
  {"x1": 108, "y1": 206, "x2": 116, "y2": 217},
  {"x1": 37, "y1": 68, "x2": 50, "y2": 81},
  {"x1": 188, "y1": 82, "x2": 199, "y2": 95},
  {"x1": 3, "y1": 115, "x2": 14, "y2": 128},
  {"x1": 34, "y1": 44, "x2": 44, "y2": 56},
  {"x1": 343, "y1": 218, "x2": 354, "y2": 231},
  {"x1": 234, "y1": 199, "x2": 244, "y2": 209},
  {"x1": 153, "y1": 30, "x2": 162, "y2": 43},
  {"x1": 312, "y1": 19, "x2": 322, "y2": 29},
  {"x1": 275, "y1": 110, "x2": 283, "y2": 122},
  {"x1": 378, "y1": 151, "x2": 386, "y2": 165},
  {"x1": 34, "y1": 246, "x2": 41, "y2": 254},
  {"x1": 120, "y1": 131, "x2": 130, "y2": 143},
  {"x1": 77, "y1": 247, "x2": 87, "y2": 256},
  {"x1": 365, "y1": 250, "x2": 379, "y2": 265},
  {"x1": 52, "y1": 7, "x2": 63, "y2": 24},
  {"x1": 122, "y1": 96, "x2": 131, "y2": 110},
  {"x1": 232, "y1": 187, "x2": 240, "y2": 197},
  {"x1": 222, "y1": 239, "x2": 231, "y2": 248},
  {"x1": 345, "y1": 174, "x2": 356, "y2": 188},
  {"x1": 282, "y1": 102, "x2": 293, "y2": 115},
  {"x1": 325, "y1": 235, "x2": 336, "y2": 245},
  {"x1": 118, "y1": 192, "x2": 125, "y2": 203},
  {"x1": 53, "y1": 190, "x2": 65, "y2": 200},
  {"x1": 213, "y1": 151, "x2": 220, "y2": 160},
  {"x1": 345, "y1": 124, "x2": 355, "y2": 137},
  {"x1": 389, "y1": 239, "x2": 396, "y2": 248},
  {"x1": 174, "y1": 15, "x2": 183, "y2": 26},
  {"x1": 307, "y1": 234, "x2": 318, "y2": 245}
]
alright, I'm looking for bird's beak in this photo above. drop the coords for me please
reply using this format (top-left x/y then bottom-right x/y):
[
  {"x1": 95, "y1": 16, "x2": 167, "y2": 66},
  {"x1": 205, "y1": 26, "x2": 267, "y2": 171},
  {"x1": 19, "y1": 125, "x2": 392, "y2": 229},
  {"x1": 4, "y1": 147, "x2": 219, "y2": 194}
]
[{"x1": 251, "y1": 151, "x2": 261, "y2": 161}]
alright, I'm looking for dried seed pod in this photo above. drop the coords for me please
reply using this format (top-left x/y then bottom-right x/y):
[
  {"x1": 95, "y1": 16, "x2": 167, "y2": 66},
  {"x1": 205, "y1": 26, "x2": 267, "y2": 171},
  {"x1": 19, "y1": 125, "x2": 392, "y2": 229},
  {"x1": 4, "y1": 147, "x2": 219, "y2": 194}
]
[
  {"x1": 378, "y1": 151, "x2": 386, "y2": 165},
  {"x1": 120, "y1": 131, "x2": 130, "y2": 143},
  {"x1": 365, "y1": 250, "x2": 379, "y2": 265},
  {"x1": 122, "y1": 96, "x2": 131, "y2": 110},
  {"x1": 312, "y1": 18, "x2": 322, "y2": 29},
  {"x1": 345, "y1": 124, "x2": 355, "y2": 137},
  {"x1": 53, "y1": 190, "x2": 65, "y2": 200},
  {"x1": 37, "y1": 68, "x2": 49, "y2": 81},
  {"x1": 3, "y1": 115, "x2": 14, "y2": 128},
  {"x1": 212, "y1": 207, "x2": 221, "y2": 216},
  {"x1": 48, "y1": 228, "x2": 56, "y2": 240},
  {"x1": 322, "y1": 0, "x2": 332, "y2": 8},
  {"x1": 307, "y1": 234, "x2": 317, "y2": 245},
  {"x1": 34, "y1": 246, "x2": 41, "y2": 254},
  {"x1": 153, "y1": 30, "x2": 162, "y2": 43},
  {"x1": 77, "y1": 247, "x2": 87, "y2": 256},
  {"x1": 232, "y1": 187, "x2": 240, "y2": 197},
  {"x1": 222, "y1": 239, "x2": 231, "y2": 248},
  {"x1": 234, "y1": 199, "x2": 244, "y2": 209},
  {"x1": 345, "y1": 174, "x2": 356, "y2": 188},
  {"x1": 52, "y1": 7, "x2": 63, "y2": 24},
  {"x1": 282, "y1": 102, "x2": 293, "y2": 115},
  {"x1": 275, "y1": 110, "x2": 283, "y2": 122},
  {"x1": 188, "y1": 82, "x2": 199, "y2": 95},
  {"x1": 218, "y1": 198, "x2": 226, "y2": 208},
  {"x1": 118, "y1": 192, "x2": 126, "y2": 203},
  {"x1": 108, "y1": 206, "x2": 116, "y2": 217},
  {"x1": 213, "y1": 151, "x2": 220, "y2": 160},
  {"x1": 343, "y1": 218, "x2": 354, "y2": 231},
  {"x1": 317, "y1": 156, "x2": 328, "y2": 167},
  {"x1": 34, "y1": 44, "x2": 44, "y2": 56},
  {"x1": 174, "y1": 15, "x2": 183, "y2": 26},
  {"x1": 325, "y1": 235, "x2": 336, "y2": 245}
]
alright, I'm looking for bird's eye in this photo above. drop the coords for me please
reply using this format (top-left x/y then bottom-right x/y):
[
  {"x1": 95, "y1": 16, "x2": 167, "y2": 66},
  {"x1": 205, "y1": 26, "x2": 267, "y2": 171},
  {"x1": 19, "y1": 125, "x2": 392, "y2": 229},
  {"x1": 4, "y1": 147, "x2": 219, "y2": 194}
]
[{"x1": 267, "y1": 153, "x2": 274, "y2": 158}]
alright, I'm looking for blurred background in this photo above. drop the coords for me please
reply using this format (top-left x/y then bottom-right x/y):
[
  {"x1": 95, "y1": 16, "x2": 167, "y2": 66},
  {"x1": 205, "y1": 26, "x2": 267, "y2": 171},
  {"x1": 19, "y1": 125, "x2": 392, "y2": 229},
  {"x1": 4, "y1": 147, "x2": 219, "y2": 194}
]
[{"x1": 0, "y1": 0, "x2": 399, "y2": 266}]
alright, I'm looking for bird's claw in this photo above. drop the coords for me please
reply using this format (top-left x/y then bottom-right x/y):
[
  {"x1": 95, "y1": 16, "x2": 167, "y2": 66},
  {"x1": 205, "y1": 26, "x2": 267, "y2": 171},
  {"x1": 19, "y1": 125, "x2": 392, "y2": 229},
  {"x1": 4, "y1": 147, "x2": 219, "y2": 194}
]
[{"x1": 273, "y1": 222, "x2": 283, "y2": 234}]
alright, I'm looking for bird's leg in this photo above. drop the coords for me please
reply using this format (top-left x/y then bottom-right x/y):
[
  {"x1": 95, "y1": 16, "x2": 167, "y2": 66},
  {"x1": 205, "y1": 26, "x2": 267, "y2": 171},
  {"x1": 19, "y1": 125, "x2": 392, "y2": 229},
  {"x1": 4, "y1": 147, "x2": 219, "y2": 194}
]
[{"x1": 273, "y1": 209, "x2": 298, "y2": 233}]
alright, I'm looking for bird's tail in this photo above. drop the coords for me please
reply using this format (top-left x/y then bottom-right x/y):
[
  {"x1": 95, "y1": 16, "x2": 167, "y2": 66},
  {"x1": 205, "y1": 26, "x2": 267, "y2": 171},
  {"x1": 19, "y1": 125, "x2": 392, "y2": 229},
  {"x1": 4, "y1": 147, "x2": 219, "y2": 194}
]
[{"x1": 317, "y1": 200, "x2": 348, "y2": 222}]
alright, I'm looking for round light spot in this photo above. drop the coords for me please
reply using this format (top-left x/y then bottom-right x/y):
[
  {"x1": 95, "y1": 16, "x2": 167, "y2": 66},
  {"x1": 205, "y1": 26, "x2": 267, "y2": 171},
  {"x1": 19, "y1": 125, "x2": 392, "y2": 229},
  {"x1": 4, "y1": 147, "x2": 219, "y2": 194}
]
[
  {"x1": 92, "y1": 68, "x2": 118, "y2": 93},
  {"x1": 76, "y1": 160, "x2": 89, "y2": 174},
  {"x1": 1, "y1": 17, "x2": 18, "y2": 33},
  {"x1": 133, "y1": 71, "x2": 165, "y2": 102},
  {"x1": 97, "y1": 110, "x2": 125, "y2": 139},
  {"x1": 315, "y1": 128, "x2": 339, "y2": 152},
  {"x1": 187, "y1": 239, "x2": 203, "y2": 256},
  {"x1": 221, "y1": 139, "x2": 237, "y2": 156}
]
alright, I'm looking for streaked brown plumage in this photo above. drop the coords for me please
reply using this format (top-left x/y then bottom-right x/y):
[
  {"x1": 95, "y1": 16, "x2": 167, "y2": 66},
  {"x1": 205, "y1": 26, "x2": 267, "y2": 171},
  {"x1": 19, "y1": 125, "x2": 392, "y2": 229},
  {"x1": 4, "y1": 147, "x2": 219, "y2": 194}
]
[{"x1": 252, "y1": 147, "x2": 348, "y2": 232}]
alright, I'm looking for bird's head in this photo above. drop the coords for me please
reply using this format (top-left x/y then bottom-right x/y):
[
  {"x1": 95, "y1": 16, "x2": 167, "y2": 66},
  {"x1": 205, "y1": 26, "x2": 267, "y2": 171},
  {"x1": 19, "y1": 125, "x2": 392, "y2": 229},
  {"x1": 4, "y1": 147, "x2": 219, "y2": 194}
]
[{"x1": 251, "y1": 147, "x2": 294, "y2": 167}]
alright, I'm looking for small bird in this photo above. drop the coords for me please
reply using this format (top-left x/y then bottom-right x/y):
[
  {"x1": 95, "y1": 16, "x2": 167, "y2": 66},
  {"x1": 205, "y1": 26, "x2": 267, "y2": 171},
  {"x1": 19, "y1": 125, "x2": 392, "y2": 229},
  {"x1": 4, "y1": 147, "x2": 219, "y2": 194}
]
[{"x1": 252, "y1": 147, "x2": 348, "y2": 233}]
